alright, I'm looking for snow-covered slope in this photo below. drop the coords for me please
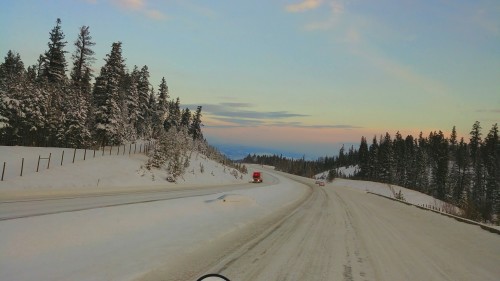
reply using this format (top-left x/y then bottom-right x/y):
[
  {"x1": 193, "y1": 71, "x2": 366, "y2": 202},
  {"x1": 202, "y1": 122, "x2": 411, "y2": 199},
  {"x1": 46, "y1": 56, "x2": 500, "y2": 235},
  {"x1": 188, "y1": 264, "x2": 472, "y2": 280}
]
[{"x1": 0, "y1": 145, "x2": 250, "y2": 192}]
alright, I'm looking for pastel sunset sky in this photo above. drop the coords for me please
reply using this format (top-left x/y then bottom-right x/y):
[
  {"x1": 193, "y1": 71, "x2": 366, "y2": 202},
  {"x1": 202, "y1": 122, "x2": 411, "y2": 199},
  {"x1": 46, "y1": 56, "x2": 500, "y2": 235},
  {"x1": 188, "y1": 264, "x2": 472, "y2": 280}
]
[{"x1": 1, "y1": 0, "x2": 499, "y2": 158}]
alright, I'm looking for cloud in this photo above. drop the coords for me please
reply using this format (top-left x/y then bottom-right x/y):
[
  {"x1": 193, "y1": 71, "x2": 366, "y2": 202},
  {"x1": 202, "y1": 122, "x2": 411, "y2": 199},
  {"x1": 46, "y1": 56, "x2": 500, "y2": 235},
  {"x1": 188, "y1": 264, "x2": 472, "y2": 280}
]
[
  {"x1": 286, "y1": 0, "x2": 323, "y2": 13},
  {"x1": 108, "y1": 0, "x2": 167, "y2": 20},
  {"x1": 299, "y1": 0, "x2": 345, "y2": 31},
  {"x1": 112, "y1": 0, "x2": 144, "y2": 10}
]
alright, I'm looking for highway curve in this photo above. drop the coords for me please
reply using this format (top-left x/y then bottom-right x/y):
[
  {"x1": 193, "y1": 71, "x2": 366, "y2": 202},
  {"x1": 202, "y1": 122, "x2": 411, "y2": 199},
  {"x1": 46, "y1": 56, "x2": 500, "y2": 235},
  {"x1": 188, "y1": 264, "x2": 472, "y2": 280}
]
[{"x1": 157, "y1": 172, "x2": 500, "y2": 281}]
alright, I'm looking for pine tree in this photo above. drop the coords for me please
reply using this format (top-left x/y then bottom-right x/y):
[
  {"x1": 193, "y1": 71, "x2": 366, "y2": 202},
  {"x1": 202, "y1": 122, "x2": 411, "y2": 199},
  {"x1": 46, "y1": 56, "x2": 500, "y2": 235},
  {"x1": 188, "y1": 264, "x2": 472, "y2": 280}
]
[
  {"x1": 70, "y1": 25, "x2": 95, "y2": 94},
  {"x1": 368, "y1": 136, "x2": 379, "y2": 180},
  {"x1": 469, "y1": 121, "x2": 484, "y2": 206},
  {"x1": 157, "y1": 77, "x2": 169, "y2": 121},
  {"x1": 180, "y1": 107, "x2": 191, "y2": 128},
  {"x1": 136, "y1": 65, "x2": 151, "y2": 138},
  {"x1": 92, "y1": 42, "x2": 126, "y2": 146},
  {"x1": 378, "y1": 132, "x2": 394, "y2": 183},
  {"x1": 357, "y1": 136, "x2": 369, "y2": 179},
  {"x1": 42, "y1": 18, "x2": 67, "y2": 84},
  {"x1": 189, "y1": 106, "x2": 203, "y2": 140},
  {"x1": 393, "y1": 131, "x2": 406, "y2": 186},
  {"x1": 122, "y1": 66, "x2": 139, "y2": 141},
  {"x1": 429, "y1": 131, "x2": 449, "y2": 200},
  {"x1": 483, "y1": 123, "x2": 499, "y2": 221}
]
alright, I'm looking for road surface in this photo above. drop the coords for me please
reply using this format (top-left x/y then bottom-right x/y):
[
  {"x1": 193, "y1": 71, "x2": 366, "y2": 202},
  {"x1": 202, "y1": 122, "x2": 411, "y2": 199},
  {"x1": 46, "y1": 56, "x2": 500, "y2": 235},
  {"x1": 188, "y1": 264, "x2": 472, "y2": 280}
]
[
  {"x1": 141, "y1": 172, "x2": 500, "y2": 281},
  {"x1": 0, "y1": 178, "x2": 278, "y2": 220},
  {"x1": 1, "y1": 170, "x2": 499, "y2": 281}
]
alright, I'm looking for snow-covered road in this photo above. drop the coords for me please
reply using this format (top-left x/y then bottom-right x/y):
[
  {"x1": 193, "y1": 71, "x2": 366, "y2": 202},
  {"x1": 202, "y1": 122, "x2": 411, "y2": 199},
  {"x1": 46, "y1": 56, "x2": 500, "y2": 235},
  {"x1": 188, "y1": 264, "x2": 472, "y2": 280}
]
[
  {"x1": 1, "y1": 169, "x2": 499, "y2": 281},
  {"x1": 0, "y1": 181, "x2": 276, "y2": 220},
  {"x1": 0, "y1": 170, "x2": 308, "y2": 281},
  {"x1": 185, "y1": 172, "x2": 500, "y2": 281}
]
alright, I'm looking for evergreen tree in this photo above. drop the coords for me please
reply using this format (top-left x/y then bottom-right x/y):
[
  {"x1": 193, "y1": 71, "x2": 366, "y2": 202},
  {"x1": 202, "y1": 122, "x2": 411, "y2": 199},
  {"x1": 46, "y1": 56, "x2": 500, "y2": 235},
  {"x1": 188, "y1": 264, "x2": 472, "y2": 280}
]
[
  {"x1": 378, "y1": 132, "x2": 394, "y2": 183},
  {"x1": 483, "y1": 123, "x2": 499, "y2": 221},
  {"x1": 42, "y1": 18, "x2": 67, "y2": 84},
  {"x1": 180, "y1": 107, "x2": 191, "y2": 128},
  {"x1": 157, "y1": 77, "x2": 169, "y2": 121},
  {"x1": 368, "y1": 136, "x2": 379, "y2": 180},
  {"x1": 70, "y1": 25, "x2": 95, "y2": 94},
  {"x1": 92, "y1": 42, "x2": 126, "y2": 145},
  {"x1": 393, "y1": 131, "x2": 406, "y2": 186},
  {"x1": 122, "y1": 66, "x2": 139, "y2": 141},
  {"x1": 136, "y1": 65, "x2": 151, "y2": 138},
  {"x1": 189, "y1": 106, "x2": 203, "y2": 140},
  {"x1": 429, "y1": 131, "x2": 448, "y2": 200},
  {"x1": 469, "y1": 121, "x2": 484, "y2": 206},
  {"x1": 357, "y1": 136, "x2": 369, "y2": 178}
]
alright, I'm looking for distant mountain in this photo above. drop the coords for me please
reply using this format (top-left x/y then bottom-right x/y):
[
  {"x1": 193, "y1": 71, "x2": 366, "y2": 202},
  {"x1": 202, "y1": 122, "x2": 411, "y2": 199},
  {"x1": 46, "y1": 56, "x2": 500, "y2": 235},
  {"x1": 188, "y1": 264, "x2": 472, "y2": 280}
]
[{"x1": 211, "y1": 143, "x2": 306, "y2": 161}]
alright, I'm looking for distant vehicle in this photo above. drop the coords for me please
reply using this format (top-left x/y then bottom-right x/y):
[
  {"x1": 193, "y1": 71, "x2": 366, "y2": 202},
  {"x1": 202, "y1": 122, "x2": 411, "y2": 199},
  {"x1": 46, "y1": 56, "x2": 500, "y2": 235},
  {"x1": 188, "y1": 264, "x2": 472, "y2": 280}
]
[{"x1": 252, "y1": 171, "x2": 263, "y2": 183}]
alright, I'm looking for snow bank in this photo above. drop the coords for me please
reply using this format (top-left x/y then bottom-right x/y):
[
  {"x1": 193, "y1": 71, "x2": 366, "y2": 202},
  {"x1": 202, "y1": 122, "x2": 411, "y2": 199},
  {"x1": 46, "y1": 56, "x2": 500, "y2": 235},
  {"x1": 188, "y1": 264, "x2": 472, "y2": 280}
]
[
  {"x1": 0, "y1": 146, "x2": 250, "y2": 192},
  {"x1": 331, "y1": 178, "x2": 452, "y2": 210},
  {"x1": 315, "y1": 165, "x2": 359, "y2": 179}
]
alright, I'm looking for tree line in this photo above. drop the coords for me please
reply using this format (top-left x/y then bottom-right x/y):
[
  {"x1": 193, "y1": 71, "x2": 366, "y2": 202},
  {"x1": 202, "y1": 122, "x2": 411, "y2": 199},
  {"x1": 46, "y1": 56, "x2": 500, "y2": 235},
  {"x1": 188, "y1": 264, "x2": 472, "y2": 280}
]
[
  {"x1": 243, "y1": 122, "x2": 499, "y2": 223},
  {"x1": 0, "y1": 18, "x2": 203, "y2": 148}
]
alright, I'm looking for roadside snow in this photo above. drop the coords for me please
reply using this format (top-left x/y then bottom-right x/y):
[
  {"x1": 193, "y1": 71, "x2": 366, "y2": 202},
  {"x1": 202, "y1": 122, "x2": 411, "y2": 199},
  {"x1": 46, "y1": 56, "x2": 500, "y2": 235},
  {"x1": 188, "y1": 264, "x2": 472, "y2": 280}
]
[
  {"x1": 330, "y1": 178, "x2": 452, "y2": 209},
  {"x1": 315, "y1": 165, "x2": 358, "y2": 179},
  {"x1": 0, "y1": 145, "x2": 250, "y2": 193}
]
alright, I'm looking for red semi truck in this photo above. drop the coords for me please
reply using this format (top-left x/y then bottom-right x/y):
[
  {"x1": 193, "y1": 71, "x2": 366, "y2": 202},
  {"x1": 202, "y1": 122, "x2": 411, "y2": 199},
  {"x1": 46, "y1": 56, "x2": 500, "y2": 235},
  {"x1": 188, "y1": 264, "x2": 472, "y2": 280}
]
[{"x1": 252, "y1": 171, "x2": 263, "y2": 183}]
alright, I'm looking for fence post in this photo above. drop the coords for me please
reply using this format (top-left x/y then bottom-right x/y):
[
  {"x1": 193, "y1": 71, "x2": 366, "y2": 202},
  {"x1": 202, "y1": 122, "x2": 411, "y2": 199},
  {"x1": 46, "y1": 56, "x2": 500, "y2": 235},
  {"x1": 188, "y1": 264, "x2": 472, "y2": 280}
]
[
  {"x1": 47, "y1": 153, "x2": 51, "y2": 169},
  {"x1": 37, "y1": 155, "x2": 41, "y2": 172},
  {"x1": 123, "y1": 144, "x2": 125, "y2": 155},
  {"x1": 93, "y1": 149, "x2": 96, "y2": 158},
  {"x1": 20, "y1": 158, "x2": 24, "y2": 177},
  {"x1": 129, "y1": 143, "x2": 132, "y2": 155},
  {"x1": 102, "y1": 146, "x2": 105, "y2": 156},
  {"x1": 134, "y1": 143, "x2": 137, "y2": 154},
  {"x1": 117, "y1": 145, "x2": 120, "y2": 155},
  {"x1": 109, "y1": 145, "x2": 112, "y2": 155},
  {"x1": 61, "y1": 150, "x2": 65, "y2": 166},
  {"x1": 84, "y1": 149, "x2": 87, "y2": 160},
  {"x1": 1, "y1": 162, "x2": 5, "y2": 181},
  {"x1": 73, "y1": 148, "x2": 76, "y2": 163}
]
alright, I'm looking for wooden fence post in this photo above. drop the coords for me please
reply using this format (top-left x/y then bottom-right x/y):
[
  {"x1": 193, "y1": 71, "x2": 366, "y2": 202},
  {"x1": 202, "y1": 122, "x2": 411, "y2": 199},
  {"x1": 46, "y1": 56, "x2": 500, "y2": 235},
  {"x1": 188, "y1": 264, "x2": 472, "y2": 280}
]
[
  {"x1": 73, "y1": 148, "x2": 76, "y2": 163},
  {"x1": 47, "y1": 153, "x2": 51, "y2": 169},
  {"x1": 20, "y1": 158, "x2": 24, "y2": 177},
  {"x1": 129, "y1": 143, "x2": 132, "y2": 155},
  {"x1": 109, "y1": 145, "x2": 112, "y2": 155},
  {"x1": 84, "y1": 149, "x2": 87, "y2": 160},
  {"x1": 1, "y1": 162, "x2": 5, "y2": 181},
  {"x1": 37, "y1": 155, "x2": 41, "y2": 172},
  {"x1": 117, "y1": 145, "x2": 120, "y2": 155},
  {"x1": 61, "y1": 150, "x2": 65, "y2": 166}
]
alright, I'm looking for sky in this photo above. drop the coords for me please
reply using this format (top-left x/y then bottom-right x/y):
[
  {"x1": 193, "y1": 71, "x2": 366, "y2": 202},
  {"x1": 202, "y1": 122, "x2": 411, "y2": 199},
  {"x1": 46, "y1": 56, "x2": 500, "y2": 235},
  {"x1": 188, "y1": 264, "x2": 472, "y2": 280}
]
[{"x1": 1, "y1": 0, "x2": 499, "y2": 158}]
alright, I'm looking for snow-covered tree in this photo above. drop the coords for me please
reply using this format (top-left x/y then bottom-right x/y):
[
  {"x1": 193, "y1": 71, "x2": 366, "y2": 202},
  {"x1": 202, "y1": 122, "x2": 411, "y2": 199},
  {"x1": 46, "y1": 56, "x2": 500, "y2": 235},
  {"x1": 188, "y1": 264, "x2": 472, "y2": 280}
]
[
  {"x1": 92, "y1": 42, "x2": 126, "y2": 146},
  {"x1": 189, "y1": 105, "x2": 203, "y2": 140},
  {"x1": 42, "y1": 18, "x2": 67, "y2": 84},
  {"x1": 136, "y1": 65, "x2": 151, "y2": 138}
]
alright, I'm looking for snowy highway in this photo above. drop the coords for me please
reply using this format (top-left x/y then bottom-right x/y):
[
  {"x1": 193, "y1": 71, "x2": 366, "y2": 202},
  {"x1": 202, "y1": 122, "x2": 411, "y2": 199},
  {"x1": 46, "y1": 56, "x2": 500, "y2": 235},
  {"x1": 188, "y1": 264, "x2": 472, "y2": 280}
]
[
  {"x1": 1, "y1": 169, "x2": 499, "y2": 281},
  {"x1": 0, "y1": 182, "x2": 274, "y2": 221}
]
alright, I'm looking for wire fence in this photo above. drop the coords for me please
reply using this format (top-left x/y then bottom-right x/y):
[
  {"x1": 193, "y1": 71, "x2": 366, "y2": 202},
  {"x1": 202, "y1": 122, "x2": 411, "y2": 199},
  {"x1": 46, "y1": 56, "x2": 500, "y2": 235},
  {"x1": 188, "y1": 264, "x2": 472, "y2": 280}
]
[{"x1": 1, "y1": 141, "x2": 154, "y2": 182}]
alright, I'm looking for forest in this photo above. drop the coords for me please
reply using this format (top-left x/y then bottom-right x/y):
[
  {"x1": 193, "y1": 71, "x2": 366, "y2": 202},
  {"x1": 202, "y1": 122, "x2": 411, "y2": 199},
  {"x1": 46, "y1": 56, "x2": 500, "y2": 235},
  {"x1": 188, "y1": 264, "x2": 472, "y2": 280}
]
[
  {"x1": 244, "y1": 122, "x2": 499, "y2": 223},
  {"x1": 0, "y1": 18, "x2": 202, "y2": 149}
]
